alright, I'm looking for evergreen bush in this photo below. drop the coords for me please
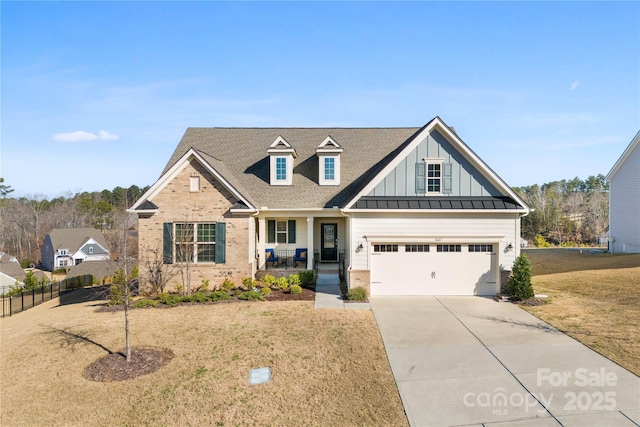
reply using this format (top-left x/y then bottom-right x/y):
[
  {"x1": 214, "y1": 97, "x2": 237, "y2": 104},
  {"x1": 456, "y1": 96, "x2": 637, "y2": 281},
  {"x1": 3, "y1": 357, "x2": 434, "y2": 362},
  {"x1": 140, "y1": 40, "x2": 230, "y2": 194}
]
[{"x1": 508, "y1": 254, "x2": 534, "y2": 301}]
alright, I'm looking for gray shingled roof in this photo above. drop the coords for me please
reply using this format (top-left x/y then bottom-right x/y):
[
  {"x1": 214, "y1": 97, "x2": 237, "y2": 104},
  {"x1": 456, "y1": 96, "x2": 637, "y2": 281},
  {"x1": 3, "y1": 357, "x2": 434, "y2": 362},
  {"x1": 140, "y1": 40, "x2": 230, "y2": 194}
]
[
  {"x1": 161, "y1": 127, "x2": 424, "y2": 209},
  {"x1": 67, "y1": 260, "x2": 118, "y2": 280},
  {"x1": 48, "y1": 228, "x2": 109, "y2": 252},
  {"x1": 0, "y1": 252, "x2": 26, "y2": 280}
]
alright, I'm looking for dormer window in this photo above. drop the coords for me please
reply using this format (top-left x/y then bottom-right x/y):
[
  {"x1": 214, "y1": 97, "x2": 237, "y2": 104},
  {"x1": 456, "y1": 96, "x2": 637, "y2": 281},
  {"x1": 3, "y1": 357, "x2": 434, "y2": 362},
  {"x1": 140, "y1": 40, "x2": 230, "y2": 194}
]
[
  {"x1": 316, "y1": 136, "x2": 343, "y2": 186},
  {"x1": 268, "y1": 136, "x2": 296, "y2": 186}
]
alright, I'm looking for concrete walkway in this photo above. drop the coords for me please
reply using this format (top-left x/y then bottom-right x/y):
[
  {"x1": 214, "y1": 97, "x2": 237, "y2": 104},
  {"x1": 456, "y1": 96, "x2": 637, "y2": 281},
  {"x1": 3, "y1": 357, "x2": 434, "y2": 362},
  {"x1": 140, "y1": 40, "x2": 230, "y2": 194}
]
[
  {"x1": 313, "y1": 273, "x2": 344, "y2": 309},
  {"x1": 313, "y1": 266, "x2": 370, "y2": 310},
  {"x1": 371, "y1": 296, "x2": 640, "y2": 427}
]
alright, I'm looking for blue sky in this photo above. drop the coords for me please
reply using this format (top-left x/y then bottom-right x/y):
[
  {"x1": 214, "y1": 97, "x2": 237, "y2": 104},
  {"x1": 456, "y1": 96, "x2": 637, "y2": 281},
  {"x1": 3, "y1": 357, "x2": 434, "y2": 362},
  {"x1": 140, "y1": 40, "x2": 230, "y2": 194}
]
[{"x1": 2, "y1": 1, "x2": 639, "y2": 198}]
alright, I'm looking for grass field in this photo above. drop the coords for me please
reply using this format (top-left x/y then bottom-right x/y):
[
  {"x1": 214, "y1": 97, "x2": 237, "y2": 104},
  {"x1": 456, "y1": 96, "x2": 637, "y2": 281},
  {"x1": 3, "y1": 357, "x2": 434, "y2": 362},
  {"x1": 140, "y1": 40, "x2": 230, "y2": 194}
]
[
  {"x1": 522, "y1": 248, "x2": 640, "y2": 376},
  {"x1": 0, "y1": 295, "x2": 408, "y2": 426}
]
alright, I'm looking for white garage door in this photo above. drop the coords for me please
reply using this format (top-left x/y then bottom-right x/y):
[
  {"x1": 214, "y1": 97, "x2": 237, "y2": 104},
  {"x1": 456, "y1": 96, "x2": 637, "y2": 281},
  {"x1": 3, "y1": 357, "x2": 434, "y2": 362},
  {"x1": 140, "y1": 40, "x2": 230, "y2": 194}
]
[{"x1": 370, "y1": 243, "x2": 497, "y2": 296}]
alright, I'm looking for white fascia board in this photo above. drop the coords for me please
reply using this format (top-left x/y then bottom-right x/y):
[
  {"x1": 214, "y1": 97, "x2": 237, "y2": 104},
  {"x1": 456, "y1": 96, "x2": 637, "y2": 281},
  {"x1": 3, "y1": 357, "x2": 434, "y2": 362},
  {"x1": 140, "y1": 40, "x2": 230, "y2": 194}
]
[
  {"x1": 128, "y1": 148, "x2": 255, "y2": 211},
  {"x1": 606, "y1": 130, "x2": 640, "y2": 182},
  {"x1": 344, "y1": 117, "x2": 530, "y2": 211}
]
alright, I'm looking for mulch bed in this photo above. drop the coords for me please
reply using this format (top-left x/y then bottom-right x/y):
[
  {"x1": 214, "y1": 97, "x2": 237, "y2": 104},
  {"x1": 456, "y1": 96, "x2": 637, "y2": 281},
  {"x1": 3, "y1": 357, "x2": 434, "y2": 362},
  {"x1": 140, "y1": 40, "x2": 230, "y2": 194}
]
[{"x1": 84, "y1": 347, "x2": 174, "y2": 382}]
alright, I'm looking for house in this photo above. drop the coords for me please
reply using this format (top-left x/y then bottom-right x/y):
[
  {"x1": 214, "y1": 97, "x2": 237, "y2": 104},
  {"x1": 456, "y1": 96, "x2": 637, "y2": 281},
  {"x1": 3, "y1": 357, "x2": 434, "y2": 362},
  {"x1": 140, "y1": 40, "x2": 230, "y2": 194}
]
[
  {"x1": 0, "y1": 252, "x2": 26, "y2": 294},
  {"x1": 606, "y1": 130, "x2": 640, "y2": 253},
  {"x1": 129, "y1": 117, "x2": 530, "y2": 296},
  {"x1": 41, "y1": 228, "x2": 110, "y2": 271}
]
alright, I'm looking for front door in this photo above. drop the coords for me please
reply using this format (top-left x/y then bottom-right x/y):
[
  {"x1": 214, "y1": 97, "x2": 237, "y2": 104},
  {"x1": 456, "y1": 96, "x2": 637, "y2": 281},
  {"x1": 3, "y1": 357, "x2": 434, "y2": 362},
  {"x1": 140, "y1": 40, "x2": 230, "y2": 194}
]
[{"x1": 321, "y1": 223, "x2": 338, "y2": 261}]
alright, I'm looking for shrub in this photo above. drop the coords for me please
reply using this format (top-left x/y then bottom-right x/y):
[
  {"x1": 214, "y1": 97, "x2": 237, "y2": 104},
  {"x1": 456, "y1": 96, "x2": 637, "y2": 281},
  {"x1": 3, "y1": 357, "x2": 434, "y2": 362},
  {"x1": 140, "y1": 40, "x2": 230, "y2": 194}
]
[
  {"x1": 299, "y1": 270, "x2": 314, "y2": 286},
  {"x1": 198, "y1": 279, "x2": 210, "y2": 292},
  {"x1": 289, "y1": 284, "x2": 302, "y2": 295},
  {"x1": 238, "y1": 290, "x2": 264, "y2": 301},
  {"x1": 109, "y1": 284, "x2": 124, "y2": 306},
  {"x1": 508, "y1": 254, "x2": 534, "y2": 301},
  {"x1": 260, "y1": 286, "x2": 272, "y2": 296},
  {"x1": 261, "y1": 274, "x2": 276, "y2": 288},
  {"x1": 220, "y1": 278, "x2": 235, "y2": 292},
  {"x1": 133, "y1": 299, "x2": 159, "y2": 308},
  {"x1": 275, "y1": 277, "x2": 289, "y2": 291},
  {"x1": 288, "y1": 274, "x2": 301, "y2": 287},
  {"x1": 210, "y1": 290, "x2": 232, "y2": 302},
  {"x1": 533, "y1": 234, "x2": 550, "y2": 248},
  {"x1": 242, "y1": 277, "x2": 257, "y2": 289},
  {"x1": 158, "y1": 293, "x2": 182, "y2": 307},
  {"x1": 348, "y1": 287, "x2": 368, "y2": 302},
  {"x1": 191, "y1": 291, "x2": 210, "y2": 303}
]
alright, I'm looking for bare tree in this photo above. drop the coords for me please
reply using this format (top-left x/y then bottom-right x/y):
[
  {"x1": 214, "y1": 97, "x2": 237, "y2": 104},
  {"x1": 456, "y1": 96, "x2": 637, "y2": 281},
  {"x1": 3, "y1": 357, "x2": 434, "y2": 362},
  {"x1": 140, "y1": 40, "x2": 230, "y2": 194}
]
[{"x1": 140, "y1": 243, "x2": 179, "y2": 296}]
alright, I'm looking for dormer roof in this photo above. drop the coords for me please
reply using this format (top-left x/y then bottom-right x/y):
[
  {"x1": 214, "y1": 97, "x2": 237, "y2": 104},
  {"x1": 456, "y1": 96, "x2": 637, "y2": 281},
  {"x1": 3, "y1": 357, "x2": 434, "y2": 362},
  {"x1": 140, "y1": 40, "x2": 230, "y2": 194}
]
[
  {"x1": 316, "y1": 136, "x2": 344, "y2": 153},
  {"x1": 267, "y1": 136, "x2": 297, "y2": 157}
]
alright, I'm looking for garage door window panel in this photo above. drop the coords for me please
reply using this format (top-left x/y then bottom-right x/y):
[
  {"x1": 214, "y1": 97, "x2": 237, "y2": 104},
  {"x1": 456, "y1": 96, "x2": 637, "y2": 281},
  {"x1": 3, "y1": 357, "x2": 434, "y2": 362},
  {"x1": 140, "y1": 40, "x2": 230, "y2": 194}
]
[{"x1": 437, "y1": 244, "x2": 461, "y2": 252}]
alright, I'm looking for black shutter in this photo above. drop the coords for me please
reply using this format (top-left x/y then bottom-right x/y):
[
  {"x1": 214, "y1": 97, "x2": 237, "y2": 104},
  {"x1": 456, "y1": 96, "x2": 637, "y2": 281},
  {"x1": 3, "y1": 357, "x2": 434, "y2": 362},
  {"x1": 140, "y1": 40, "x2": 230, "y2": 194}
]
[
  {"x1": 415, "y1": 162, "x2": 426, "y2": 194},
  {"x1": 288, "y1": 220, "x2": 296, "y2": 243},
  {"x1": 163, "y1": 223, "x2": 173, "y2": 264},
  {"x1": 215, "y1": 222, "x2": 226, "y2": 264},
  {"x1": 267, "y1": 220, "x2": 275, "y2": 243}
]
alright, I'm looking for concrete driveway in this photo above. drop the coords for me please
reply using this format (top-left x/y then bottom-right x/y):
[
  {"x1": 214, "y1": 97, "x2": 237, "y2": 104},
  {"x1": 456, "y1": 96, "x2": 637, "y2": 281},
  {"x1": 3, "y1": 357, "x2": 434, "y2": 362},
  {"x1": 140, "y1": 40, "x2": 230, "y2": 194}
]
[{"x1": 370, "y1": 296, "x2": 640, "y2": 427}]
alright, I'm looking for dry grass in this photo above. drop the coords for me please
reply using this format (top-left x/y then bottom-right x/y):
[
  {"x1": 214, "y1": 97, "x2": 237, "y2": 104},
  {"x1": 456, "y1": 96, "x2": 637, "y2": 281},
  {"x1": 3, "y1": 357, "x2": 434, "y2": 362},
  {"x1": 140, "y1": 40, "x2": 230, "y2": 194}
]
[
  {"x1": 1, "y1": 296, "x2": 408, "y2": 426},
  {"x1": 522, "y1": 248, "x2": 640, "y2": 376}
]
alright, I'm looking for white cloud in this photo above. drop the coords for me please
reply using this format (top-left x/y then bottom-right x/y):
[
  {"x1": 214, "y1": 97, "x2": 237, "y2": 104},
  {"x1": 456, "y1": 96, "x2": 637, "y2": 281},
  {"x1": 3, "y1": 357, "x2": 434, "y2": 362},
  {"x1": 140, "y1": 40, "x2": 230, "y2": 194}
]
[
  {"x1": 53, "y1": 130, "x2": 120, "y2": 142},
  {"x1": 98, "y1": 130, "x2": 120, "y2": 140},
  {"x1": 571, "y1": 80, "x2": 580, "y2": 90}
]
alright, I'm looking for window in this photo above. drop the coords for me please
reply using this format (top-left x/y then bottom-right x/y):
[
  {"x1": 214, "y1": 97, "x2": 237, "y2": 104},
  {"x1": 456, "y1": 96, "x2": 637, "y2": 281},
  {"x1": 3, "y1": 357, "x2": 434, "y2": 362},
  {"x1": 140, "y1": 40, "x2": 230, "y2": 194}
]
[
  {"x1": 405, "y1": 244, "x2": 429, "y2": 252},
  {"x1": 89, "y1": 247, "x2": 94, "y2": 254},
  {"x1": 437, "y1": 244, "x2": 461, "y2": 252},
  {"x1": 469, "y1": 244, "x2": 493, "y2": 253},
  {"x1": 275, "y1": 157, "x2": 287, "y2": 181},
  {"x1": 58, "y1": 249, "x2": 68, "y2": 255},
  {"x1": 174, "y1": 223, "x2": 216, "y2": 263},
  {"x1": 276, "y1": 221, "x2": 287, "y2": 243},
  {"x1": 267, "y1": 219, "x2": 296, "y2": 244},
  {"x1": 373, "y1": 244, "x2": 398, "y2": 252},
  {"x1": 427, "y1": 163, "x2": 441, "y2": 193},
  {"x1": 58, "y1": 259, "x2": 67, "y2": 267},
  {"x1": 190, "y1": 176, "x2": 200, "y2": 192},
  {"x1": 324, "y1": 157, "x2": 335, "y2": 181}
]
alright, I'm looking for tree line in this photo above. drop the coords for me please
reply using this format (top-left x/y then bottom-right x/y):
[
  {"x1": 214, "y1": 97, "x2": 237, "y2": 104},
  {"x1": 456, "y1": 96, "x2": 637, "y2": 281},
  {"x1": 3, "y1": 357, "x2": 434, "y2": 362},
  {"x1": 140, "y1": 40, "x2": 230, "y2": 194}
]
[
  {"x1": 0, "y1": 180, "x2": 149, "y2": 267},
  {"x1": 514, "y1": 174, "x2": 609, "y2": 246}
]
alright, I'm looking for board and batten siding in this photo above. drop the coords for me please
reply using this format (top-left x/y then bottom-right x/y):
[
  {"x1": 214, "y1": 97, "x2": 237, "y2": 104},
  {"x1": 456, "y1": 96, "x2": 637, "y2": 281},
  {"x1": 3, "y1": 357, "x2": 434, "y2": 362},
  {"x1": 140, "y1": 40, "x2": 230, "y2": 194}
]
[
  {"x1": 609, "y1": 141, "x2": 640, "y2": 253},
  {"x1": 349, "y1": 213, "x2": 521, "y2": 271},
  {"x1": 368, "y1": 129, "x2": 501, "y2": 198}
]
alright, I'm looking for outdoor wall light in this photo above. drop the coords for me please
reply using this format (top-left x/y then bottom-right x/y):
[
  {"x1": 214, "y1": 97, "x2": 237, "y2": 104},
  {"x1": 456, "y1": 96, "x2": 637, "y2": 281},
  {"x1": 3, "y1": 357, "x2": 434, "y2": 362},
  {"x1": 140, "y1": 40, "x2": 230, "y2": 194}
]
[
  {"x1": 505, "y1": 243, "x2": 514, "y2": 252},
  {"x1": 356, "y1": 242, "x2": 364, "y2": 252}
]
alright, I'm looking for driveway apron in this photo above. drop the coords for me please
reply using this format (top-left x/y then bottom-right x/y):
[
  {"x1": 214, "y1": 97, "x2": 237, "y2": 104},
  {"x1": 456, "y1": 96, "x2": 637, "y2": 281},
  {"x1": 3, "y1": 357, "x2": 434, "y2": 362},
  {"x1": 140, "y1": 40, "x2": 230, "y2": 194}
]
[{"x1": 370, "y1": 296, "x2": 640, "y2": 427}]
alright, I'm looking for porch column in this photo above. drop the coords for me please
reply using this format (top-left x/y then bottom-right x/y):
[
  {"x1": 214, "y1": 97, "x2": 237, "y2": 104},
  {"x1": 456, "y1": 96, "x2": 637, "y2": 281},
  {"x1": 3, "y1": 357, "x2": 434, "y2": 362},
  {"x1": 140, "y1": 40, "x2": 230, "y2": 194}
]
[
  {"x1": 258, "y1": 217, "x2": 266, "y2": 270},
  {"x1": 306, "y1": 216, "x2": 314, "y2": 270}
]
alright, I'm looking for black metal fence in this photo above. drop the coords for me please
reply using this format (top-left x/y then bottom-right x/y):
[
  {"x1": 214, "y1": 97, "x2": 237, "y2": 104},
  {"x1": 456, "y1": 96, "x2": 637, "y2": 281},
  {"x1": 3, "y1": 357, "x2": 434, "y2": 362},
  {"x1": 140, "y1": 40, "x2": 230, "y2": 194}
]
[
  {"x1": 1, "y1": 274, "x2": 93, "y2": 318},
  {"x1": 264, "y1": 249, "x2": 311, "y2": 270}
]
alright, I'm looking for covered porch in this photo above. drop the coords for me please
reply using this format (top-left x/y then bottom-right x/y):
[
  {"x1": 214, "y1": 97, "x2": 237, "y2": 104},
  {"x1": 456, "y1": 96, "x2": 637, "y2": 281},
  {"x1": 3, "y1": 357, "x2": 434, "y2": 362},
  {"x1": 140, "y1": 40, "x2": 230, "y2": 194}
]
[{"x1": 254, "y1": 213, "x2": 348, "y2": 277}]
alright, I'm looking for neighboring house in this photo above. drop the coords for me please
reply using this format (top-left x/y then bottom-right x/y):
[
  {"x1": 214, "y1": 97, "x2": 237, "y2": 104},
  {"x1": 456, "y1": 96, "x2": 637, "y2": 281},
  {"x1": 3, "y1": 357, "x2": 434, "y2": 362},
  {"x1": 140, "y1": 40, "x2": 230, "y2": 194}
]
[
  {"x1": 606, "y1": 130, "x2": 640, "y2": 253},
  {"x1": 41, "y1": 228, "x2": 110, "y2": 272},
  {"x1": 0, "y1": 252, "x2": 26, "y2": 294},
  {"x1": 129, "y1": 117, "x2": 530, "y2": 296}
]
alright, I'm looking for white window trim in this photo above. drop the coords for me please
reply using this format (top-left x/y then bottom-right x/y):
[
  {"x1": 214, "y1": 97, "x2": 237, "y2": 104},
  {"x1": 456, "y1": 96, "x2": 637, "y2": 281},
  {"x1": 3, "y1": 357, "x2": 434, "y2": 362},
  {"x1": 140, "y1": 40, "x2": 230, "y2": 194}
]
[
  {"x1": 174, "y1": 222, "x2": 217, "y2": 264},
  {"x1": 423, "y1": 158, "x2": 444, "y2": 195},
  {"x1": 318, "y1": 153, "x2": 341, "y2": 185},
  {"x1": 190, "y1": 176, "x2": 200, "y2": 192},
  {"x1": 269, "y1": 155, "x2": 293, "y2": 185}
]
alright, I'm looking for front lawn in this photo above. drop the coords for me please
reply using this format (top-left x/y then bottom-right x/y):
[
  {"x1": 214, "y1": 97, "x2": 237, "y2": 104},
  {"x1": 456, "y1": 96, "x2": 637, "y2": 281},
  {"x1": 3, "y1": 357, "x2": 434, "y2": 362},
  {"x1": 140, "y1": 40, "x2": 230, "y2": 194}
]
[
  {"x1": 0, "y1": 296, "x2": 407, "y2": 426},
  {"x1": 522, "y1": 248, "x2": 640, "y2": 376}
]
